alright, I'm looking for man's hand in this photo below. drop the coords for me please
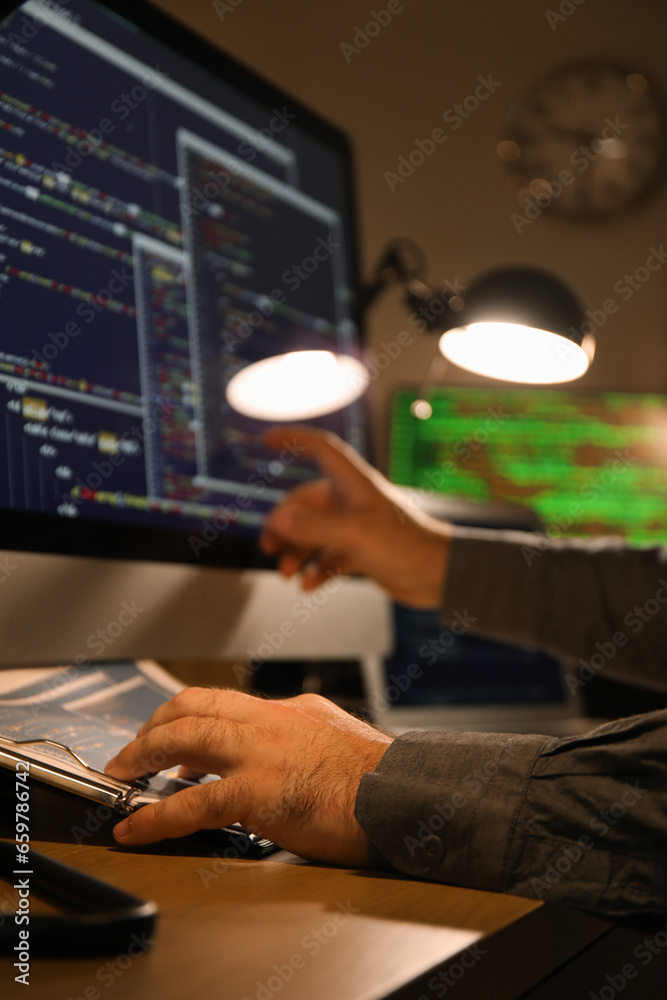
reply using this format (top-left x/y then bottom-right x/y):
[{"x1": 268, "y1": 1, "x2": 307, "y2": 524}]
[
  {"x1": 104, "y1": 688, "x2": 393, "y2": 865},
  {"x1": 261, "y1": 426, "x2": 452, "y2": 608}
]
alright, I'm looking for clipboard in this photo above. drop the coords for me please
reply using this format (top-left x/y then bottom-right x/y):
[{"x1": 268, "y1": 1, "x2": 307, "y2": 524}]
[
  {"x1": 0, "y1": 661, "x2": 278, "y2": 857},
  {"x1": 0, "y1": 734, "x2": 150, "y2": 814},
  {"x1": 0, "y1": 733, "x2": 276, "y2": 857}
]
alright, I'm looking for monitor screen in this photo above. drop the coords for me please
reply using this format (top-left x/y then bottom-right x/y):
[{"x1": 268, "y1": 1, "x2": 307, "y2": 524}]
[
  {"x1": 0, "y1": 0, "x2": 366, "y2": 568},
  {"x1": 382, "y1": 602, "x2": 565, "y2": 709},
  {"x1": 390, "y1": 387, "x2": 667, "y2": 547}
]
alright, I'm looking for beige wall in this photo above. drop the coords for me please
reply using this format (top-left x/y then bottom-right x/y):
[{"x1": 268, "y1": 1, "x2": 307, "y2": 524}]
[{"x1": 154, "y1": 0, "x2": 667, "y2": 467}]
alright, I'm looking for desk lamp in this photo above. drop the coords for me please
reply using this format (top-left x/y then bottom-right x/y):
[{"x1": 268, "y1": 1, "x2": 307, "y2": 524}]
[{"x1": 226, "y1": 238, "x2": 593, "y2": 420}]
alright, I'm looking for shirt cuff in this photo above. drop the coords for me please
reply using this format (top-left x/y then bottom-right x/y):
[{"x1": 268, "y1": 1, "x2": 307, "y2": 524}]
[{"x1": 355, "y1": 728, "x2": 549, "y2": 892}]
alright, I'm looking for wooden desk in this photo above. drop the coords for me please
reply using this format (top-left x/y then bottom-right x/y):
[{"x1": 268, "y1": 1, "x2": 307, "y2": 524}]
[{"x1": 0, "y1": 827, "x2": 612, "y2": 1000}]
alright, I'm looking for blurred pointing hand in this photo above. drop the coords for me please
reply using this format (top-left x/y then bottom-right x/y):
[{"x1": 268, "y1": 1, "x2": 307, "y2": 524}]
[{"x1": 260, "y1": 426, "x2": 452, "y2": 608}]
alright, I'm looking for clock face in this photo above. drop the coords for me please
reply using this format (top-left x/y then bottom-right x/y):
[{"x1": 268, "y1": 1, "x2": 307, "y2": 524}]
[{"x1": 501, "y1": 62, "x2": 667, "y2": 218}]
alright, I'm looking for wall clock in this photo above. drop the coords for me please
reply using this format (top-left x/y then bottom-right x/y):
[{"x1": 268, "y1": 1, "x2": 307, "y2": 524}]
[{"x1": 500, "y1": 62, "x2": 667, "y2": 218}]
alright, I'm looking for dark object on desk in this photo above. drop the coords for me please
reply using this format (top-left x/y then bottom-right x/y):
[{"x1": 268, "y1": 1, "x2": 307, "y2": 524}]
[
  {"x1": 0, "y1": 841, "x2": 157, "y2": 957},
  {"x1": 249, "y1": 658, "x2": 366, "y2": 713},
  {"x1": 583, "y1": 674, "x2": 667, "y2": 721}
]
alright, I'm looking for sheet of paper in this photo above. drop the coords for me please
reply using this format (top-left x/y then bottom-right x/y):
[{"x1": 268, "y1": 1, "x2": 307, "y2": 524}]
[{"x1": 0, "y1": 660, "x2": 189, "y2": 795}]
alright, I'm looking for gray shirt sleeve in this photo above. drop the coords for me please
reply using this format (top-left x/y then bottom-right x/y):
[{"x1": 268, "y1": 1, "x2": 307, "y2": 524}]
[
  {"x1": 355, "y1": 712, "x2": 667, "y2": 917},
  {"x1": 354, "y1": 528, "x2": 667, "y2": 917},
  {"x1": 441, "y1": 526, "x2": 667, "y2": 691}
]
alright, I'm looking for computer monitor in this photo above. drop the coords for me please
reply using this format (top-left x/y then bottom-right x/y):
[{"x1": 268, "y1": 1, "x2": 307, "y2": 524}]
[
  {"x1": 0, "y1": 0, "x2": 390, "y2": 664},
  {"x1": 375, "y1": 385, "x2": 667, "y2": 727},
  {"x1": 390, "y1": 386, "x2": 667, "y2": 545}
]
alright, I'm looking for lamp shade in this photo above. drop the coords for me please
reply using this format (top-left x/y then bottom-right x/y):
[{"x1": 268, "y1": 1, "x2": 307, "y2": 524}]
[
  {"x1": 438, "y1": 266, "x2": 594, "y2": 384},
  {"x1": 226, "y1": 350, "x2": 368, "y2": 420}
]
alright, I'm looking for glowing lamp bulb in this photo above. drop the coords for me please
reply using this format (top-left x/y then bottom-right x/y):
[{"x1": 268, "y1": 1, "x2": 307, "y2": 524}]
[
  {"x1": 439, "y1": 322, "x2": 592, "y2": 384},
  {"x1": 226, "y1": 350, "x2": 369, "y2": 420}
]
